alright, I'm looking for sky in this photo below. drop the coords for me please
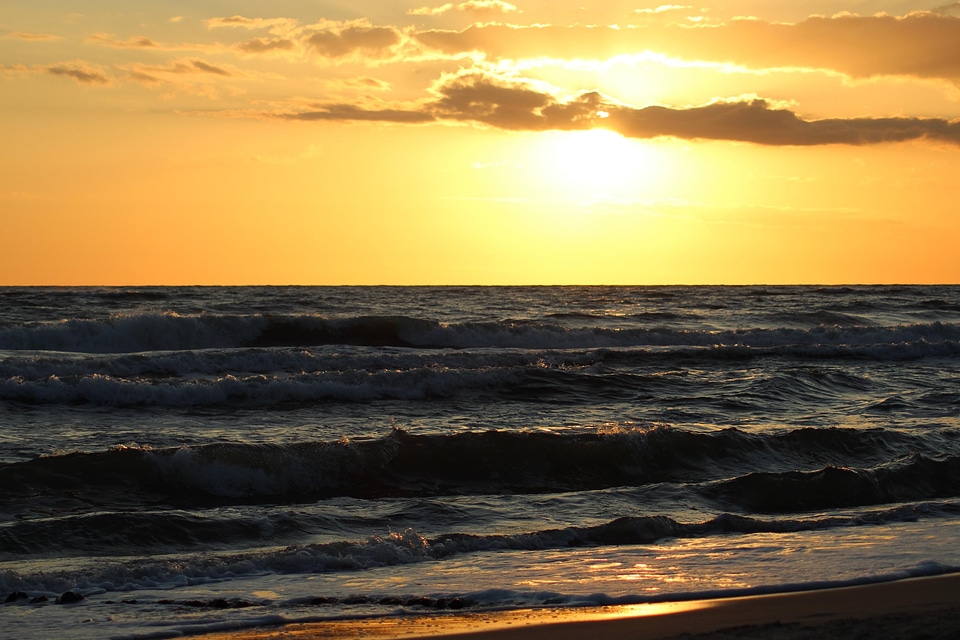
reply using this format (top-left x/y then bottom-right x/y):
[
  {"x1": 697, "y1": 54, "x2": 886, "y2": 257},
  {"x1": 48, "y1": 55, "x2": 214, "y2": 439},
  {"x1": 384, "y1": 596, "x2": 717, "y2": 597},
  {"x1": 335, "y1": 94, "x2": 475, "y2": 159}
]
[{"x1": 2, "y1": 1, "x2": 959, "y2": 285}]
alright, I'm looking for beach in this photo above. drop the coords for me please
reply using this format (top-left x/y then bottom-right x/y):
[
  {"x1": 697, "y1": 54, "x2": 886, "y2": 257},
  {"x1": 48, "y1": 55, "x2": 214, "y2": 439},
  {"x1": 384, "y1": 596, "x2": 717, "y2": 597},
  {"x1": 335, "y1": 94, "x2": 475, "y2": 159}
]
[{"x1": 198, "y1": 573, "x2": 960, "y2": 639}]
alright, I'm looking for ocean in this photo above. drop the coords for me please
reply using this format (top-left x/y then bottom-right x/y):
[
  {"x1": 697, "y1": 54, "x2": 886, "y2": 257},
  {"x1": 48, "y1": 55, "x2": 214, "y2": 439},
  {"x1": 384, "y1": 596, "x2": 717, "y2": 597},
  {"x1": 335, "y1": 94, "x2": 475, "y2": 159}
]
[{"x1": 2, "y1": 285, "x2": 959, "y2": 639}]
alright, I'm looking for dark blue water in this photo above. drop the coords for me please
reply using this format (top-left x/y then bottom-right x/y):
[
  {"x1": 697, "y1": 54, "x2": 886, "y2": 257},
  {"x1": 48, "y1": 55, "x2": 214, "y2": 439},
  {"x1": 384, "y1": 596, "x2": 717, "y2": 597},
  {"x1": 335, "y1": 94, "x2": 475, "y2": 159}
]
[{"x1": 2, "y1": 286, "x2": 959, "y2": 638}]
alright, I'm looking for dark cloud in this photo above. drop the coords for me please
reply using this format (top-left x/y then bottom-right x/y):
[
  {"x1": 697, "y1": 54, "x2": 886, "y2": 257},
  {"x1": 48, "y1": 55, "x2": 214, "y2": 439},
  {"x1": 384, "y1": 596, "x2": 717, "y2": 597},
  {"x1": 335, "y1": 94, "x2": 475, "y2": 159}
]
[
  {"x1": 933, "y1": 2, "x2": 960, "y2": 15},
  {"x1": 205, "y1": 16, "x2": 295, "y2": 30},
  {"x1": 210, "y1": 16, "x2": 260, "y2": 27},
  {"x1": 187, "y1": 60, "x2": 232, "y2": 76},
  {"x1": 129, "y1": 59, "x2": 235, "y2": 80},
  {"x1": 280, "y1": 104, "x2": 434, "y2": 123},
  {"x1": 604, "y1": 99, "x2": 960, "y2": 146},
  {"x1": 276, "y1": 71, "x2": 960, "y2": 146},
  {"x1": 432, "y1": 73, "x2": 960, "y2": 145},
  {"x1": 127, "y1": 70, "x2": 161, "y2": 84},
  {"x1": 47, "y1": 64, "x2": 109, "y2": 85},
  {"x1": 349, "y1": 76, "x2": 392, "y2": 90},
  {"x1": 414, "y1": 13, "x2": 960, "y2": 82},
  {"x1": 236, "y1": 37, "x2": 296, "y2": 54},
  {"x1": 88, "y1": 33, "x2": 160, "y2": 48},
  {"x1": 716, "y1": 13, "x2": 960, "y2": 81},
  {"x1": 306, "y1": 25, "x2": 400, "y2": 58},
  {"x1": 430, "y1": 71, "x2": 601, "y2": 130}
]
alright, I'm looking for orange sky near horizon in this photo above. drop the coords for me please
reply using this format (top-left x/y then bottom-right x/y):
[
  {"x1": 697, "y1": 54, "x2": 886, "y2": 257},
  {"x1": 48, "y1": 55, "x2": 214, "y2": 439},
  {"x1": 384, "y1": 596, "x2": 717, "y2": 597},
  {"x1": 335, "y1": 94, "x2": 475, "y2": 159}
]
[{"x1": 2, "y1": 1, "x2": 960, "y2": 285}]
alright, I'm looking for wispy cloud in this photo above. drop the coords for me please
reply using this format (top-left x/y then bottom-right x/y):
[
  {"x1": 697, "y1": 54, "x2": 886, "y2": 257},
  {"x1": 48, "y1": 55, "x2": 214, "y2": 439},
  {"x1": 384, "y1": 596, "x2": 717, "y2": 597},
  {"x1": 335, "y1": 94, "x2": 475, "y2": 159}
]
[
  {"x1": 188, "y1": 60, "x2": 233, "y2": 76},
  {"x1": 334, "y1": 76, "x2": 393, "y2": 91},
  {"x1": 135, "y1": 58, "x2": 236, "y2": 77},
  {"x1": 236, "y1": 37, "x2": 297, "y2": 54},
  {"x1": 304, "y1": 23, "x2": 402, "y2": 59},
  {"x1": 5, "y1": 31, "x2": 61, "y2": 41},
  {"x1": 279, "y1": 103, "x2": 435, "y2": 123},
  {"x1": 87, "y1": 33, "x2": 160, "y2": 48},
  {"x1": 635, "y1": 5, "x2": 691, "y2": 13},
  {"x1": 84, "y1": 32, "x2": 227, "y2": 55},
  {"x1": 200, "y1": 17, "x2": 408, "y2": 60},
  {"x1": 47, "y1": 62, "x2": 110, "y2": 85},
  {"x1": 409, "y1": 1, "x2": 520, "y2": 17},
  {"x1": 121, "y1": 58, "x2": 244, "y2": 99},
  {"x1": 205, "y1": 16, "x2": 298, "y2": 32}
]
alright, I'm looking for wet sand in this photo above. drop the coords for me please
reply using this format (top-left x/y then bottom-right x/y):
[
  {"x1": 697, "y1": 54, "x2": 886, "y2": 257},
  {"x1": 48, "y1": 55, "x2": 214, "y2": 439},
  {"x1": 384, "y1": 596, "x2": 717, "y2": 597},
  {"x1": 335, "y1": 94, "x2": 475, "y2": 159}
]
[{"x1": 198, "y1": 572, "x2": 960, "y2": 639}]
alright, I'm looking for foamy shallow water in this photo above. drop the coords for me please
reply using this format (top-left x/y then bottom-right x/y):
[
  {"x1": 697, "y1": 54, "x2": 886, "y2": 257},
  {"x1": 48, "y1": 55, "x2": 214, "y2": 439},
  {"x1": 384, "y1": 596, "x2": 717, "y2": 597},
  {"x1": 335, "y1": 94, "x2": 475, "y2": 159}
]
[{"x1": 5, "y1": 518, "x2": 960, "y2": 639}]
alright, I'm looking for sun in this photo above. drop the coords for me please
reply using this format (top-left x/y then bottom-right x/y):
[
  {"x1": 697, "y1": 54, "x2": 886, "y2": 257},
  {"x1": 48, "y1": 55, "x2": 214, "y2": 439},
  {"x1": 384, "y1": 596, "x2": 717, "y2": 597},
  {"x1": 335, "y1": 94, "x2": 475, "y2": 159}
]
[{"x1": 533, "y1": 127, "x2": 661, "y2": 201}]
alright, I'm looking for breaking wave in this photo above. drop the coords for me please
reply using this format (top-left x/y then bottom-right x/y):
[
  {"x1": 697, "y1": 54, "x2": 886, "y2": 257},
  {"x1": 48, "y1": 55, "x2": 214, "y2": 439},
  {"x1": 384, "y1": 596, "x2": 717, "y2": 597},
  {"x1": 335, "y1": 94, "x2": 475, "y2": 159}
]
[{"x1": 1, "y1": 312, "x2": 957, "y2": 355}]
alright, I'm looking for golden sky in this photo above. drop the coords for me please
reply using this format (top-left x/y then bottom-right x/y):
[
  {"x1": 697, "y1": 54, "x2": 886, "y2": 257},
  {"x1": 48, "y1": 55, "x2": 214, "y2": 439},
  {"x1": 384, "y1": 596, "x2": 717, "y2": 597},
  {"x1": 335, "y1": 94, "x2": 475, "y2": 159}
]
[{"x1": 2, "y1": 1, "x2": 959, "y2": 284}]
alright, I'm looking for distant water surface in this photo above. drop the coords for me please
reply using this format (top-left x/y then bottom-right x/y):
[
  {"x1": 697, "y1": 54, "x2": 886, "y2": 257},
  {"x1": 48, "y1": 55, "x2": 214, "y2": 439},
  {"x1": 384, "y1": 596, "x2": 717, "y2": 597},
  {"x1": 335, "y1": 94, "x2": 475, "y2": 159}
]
[{"x1": 1, "y1": 285, "x2": 959, "y2": 638}]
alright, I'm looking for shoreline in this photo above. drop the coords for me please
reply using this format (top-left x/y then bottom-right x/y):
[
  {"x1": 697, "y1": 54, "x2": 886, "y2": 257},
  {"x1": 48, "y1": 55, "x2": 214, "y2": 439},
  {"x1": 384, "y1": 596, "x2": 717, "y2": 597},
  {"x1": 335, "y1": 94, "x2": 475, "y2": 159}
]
[{"x1": 198, "y1": 572, "x2": 960, "y2": 639}]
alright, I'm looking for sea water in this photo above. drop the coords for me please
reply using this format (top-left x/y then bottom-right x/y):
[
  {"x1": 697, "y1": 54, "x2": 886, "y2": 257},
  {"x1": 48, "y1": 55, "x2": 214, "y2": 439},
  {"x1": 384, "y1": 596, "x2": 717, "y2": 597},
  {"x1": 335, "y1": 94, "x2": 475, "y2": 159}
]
[{"x1": 1, "y1": 285, "x2": 959, "y2": 638}]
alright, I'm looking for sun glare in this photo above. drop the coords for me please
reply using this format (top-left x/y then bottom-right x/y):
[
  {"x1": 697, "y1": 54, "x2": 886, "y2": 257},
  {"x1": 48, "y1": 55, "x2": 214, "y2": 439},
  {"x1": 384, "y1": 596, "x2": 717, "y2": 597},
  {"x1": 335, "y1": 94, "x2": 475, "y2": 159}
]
[{"x1": 535, "y1": 128, "x2": 661, "y2": 201}]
